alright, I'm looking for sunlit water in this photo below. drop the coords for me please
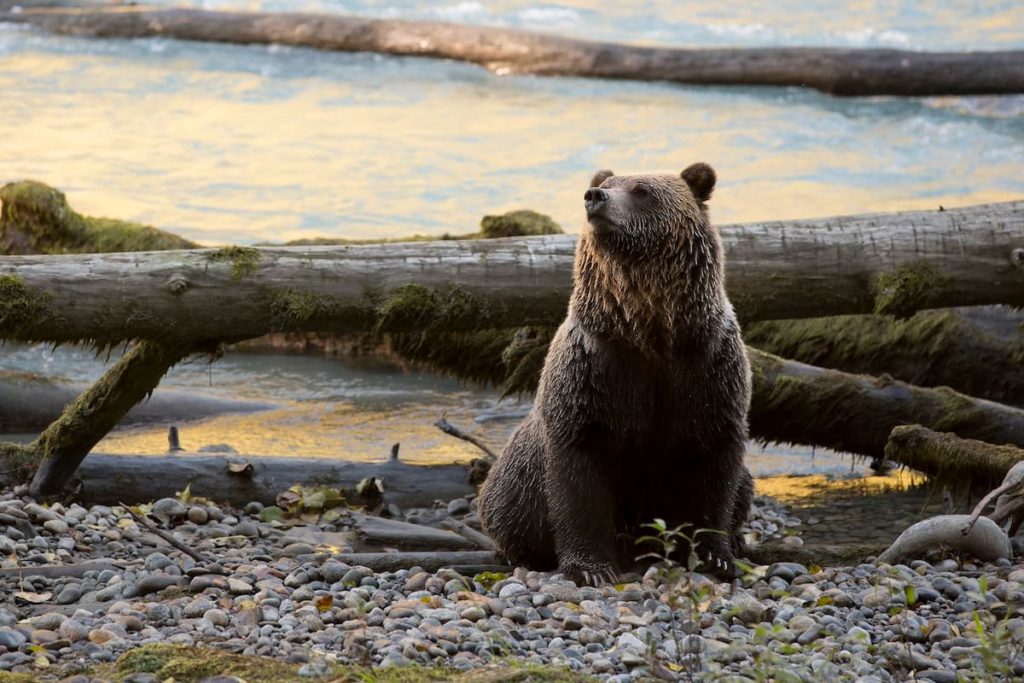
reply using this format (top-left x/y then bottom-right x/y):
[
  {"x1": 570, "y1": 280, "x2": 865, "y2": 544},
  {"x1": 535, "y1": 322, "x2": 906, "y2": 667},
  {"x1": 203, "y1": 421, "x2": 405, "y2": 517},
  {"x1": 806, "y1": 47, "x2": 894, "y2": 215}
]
[
  {"x1": 1, "y1": 341, "x2": 880, "y2": 478},
  {"x1": 1, "y1": 2, "x2": 1021, "y2": 478},
  {"x1": 1, "y1": 1, "x2": 1022, "y2": 244}
]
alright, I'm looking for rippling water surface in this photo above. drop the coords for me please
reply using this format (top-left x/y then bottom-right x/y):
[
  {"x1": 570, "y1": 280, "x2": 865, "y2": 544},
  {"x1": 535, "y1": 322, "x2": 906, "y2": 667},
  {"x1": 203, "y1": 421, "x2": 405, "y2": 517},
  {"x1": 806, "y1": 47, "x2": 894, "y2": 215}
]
[{"x1": 1, "y1": 1, "x2": 1022, "y2": 244}]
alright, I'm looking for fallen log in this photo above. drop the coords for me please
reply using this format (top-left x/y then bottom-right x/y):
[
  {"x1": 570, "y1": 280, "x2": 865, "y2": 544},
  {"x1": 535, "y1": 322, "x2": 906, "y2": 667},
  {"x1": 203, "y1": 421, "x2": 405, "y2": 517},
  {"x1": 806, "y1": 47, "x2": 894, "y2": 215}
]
[
  {"x1": 332, "y1": 551, "x2": 504, "y2": 573},
  {"x1": 877, "y1": 515, "x2": 1011, "y2": 564},
  {"x1": 0, "y1": 369, "x2": 277, "y2": 433},
  {"x1": 1, "y1": 452, "x2": 477, "y2": 509},
  {"x1": 748, "y1": 350, "x2": 1024, "y2": 461},
  {"x1": 347, "y1": 511, "x2": 476, "y2": 551},
  {"x1": 884, "y1": 425, "x2": 1024, "y2": 490},
  {"x1": 2, "y1": 200, "x2": 1022, "y2": 344},
  {"x1": 741, "y1": 543, "x2": 887, "y2": 568},
  {"x1": 745, "y1": 306, "x2": 1024, "y2": 407},
  {"x1": 4, "y1": 6, "x2": 1024, "y2": 97}
]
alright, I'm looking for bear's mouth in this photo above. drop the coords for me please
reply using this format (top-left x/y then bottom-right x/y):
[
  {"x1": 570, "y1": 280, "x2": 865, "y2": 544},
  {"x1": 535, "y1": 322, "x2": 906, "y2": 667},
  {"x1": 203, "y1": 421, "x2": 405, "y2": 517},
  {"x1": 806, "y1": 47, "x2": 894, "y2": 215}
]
[{"x1": 586, "y1": 214, "x2": 617, "y2": 234}]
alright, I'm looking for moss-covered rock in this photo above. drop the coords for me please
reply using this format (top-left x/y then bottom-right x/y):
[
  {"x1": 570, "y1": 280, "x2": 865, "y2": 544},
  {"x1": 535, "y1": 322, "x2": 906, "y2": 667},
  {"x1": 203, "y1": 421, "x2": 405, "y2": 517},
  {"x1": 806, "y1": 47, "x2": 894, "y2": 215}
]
[
  {"x1": 0, "y1": 180, "x2": 198, "y2": 254},
  {"x1": 480, "y1": 210, "x2": 563, "y2": 239}
]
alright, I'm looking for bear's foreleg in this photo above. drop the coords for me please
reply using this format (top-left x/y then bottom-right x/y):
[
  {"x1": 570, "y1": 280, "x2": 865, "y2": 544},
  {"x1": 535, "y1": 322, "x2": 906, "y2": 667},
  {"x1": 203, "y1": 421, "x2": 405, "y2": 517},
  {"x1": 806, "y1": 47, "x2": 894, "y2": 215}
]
[{"x1": 544, "y1": 447, "x2": 620, "y2": 586}]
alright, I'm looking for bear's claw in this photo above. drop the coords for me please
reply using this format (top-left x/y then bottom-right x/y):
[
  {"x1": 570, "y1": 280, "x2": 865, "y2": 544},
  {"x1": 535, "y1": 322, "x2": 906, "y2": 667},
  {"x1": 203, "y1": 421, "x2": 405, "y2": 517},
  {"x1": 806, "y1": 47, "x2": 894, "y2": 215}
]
[{"x1": 562, "y1": 562, "x2": 618, "y2": 587}]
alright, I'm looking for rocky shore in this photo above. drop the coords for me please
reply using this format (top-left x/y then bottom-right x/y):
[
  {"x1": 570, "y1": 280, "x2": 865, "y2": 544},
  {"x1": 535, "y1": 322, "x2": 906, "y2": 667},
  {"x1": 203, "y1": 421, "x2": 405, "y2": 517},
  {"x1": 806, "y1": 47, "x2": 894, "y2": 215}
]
[{"x1": 0, "y1": 487, "x2": 1022, "y2": 682}]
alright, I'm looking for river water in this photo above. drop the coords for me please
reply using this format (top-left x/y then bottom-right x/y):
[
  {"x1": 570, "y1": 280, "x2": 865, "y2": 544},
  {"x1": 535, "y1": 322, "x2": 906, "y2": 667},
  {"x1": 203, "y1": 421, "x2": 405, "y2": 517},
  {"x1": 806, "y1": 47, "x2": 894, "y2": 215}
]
[{"x1": 1, "y1": 1, "x2": 1021, "y2": 478}]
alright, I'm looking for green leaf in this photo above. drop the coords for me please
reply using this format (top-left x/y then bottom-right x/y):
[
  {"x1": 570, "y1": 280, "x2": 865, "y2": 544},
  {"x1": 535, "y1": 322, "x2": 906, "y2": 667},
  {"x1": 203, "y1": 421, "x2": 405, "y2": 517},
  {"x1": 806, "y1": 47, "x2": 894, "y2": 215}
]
[
  {"x1": 259, "y1": 506, "x2": 285, "y2": 522},
  {"x1": 904, "y1": 584, "x2": 917, "y2": 606}
]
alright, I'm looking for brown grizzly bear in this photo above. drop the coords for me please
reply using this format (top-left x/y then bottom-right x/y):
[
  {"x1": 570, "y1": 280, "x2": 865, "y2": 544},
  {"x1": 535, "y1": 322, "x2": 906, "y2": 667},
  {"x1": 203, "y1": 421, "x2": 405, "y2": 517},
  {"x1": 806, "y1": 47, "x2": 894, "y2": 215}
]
[{"x1": 478, "y1": 163, "x2": 753, "y2": 585}]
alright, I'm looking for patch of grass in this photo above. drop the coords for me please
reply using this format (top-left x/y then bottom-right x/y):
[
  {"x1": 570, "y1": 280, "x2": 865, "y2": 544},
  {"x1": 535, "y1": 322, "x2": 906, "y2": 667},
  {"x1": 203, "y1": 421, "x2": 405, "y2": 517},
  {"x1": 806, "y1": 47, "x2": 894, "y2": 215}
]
[{"x1": 91, "y1": 644, "x2": 594, "y2": 683}]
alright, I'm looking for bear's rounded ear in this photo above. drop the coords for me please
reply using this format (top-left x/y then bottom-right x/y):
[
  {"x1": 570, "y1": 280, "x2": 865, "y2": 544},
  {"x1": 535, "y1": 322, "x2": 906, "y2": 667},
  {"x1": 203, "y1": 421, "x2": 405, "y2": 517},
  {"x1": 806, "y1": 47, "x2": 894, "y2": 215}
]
[
  {"x1": 590, "y1": 169, "x2": 614, "y2": 187},
  {"x1": 681, "y1": 163, "x2": 716, "y2": 202}
]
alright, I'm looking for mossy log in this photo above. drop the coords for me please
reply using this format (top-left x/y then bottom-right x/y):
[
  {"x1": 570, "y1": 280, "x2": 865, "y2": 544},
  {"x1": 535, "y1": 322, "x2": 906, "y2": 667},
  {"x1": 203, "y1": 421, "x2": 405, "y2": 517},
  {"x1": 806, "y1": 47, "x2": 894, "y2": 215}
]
[
  {"x1": 22, "y1": 340, "x2": 198, "y2": 497},
  {"x1": 0, "y1": 370, "x2": 276, "y2": 432},
  {"x1": 884, "y1": 425, "x2": 1024, "y2": 489},
  {"x1": 5, "y1": 6, "x2": 1024, "y2": 96},
  {"x1": 749, "y1": 349, "x2": 1024, "y2": 461},
  {"x1": 0, "y1": 181, "x2": 196, "y2": 255},
  {"x1": 0, "y1": 452, "x2": 478, "y2": 508},
  {"x1": 745, "y1": 307, "x2": 1024, "y2": 407},
  {"x1": 2, "y1": 200, "x2": 1022, "y2": 345}
]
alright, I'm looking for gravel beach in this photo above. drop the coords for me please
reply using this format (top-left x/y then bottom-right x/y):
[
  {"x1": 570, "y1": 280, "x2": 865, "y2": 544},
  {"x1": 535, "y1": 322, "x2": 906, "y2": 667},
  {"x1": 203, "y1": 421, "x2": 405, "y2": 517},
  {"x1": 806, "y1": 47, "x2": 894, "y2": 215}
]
[{"x1": 1, "y1": 487, "x2": 1022, "y2": 682}]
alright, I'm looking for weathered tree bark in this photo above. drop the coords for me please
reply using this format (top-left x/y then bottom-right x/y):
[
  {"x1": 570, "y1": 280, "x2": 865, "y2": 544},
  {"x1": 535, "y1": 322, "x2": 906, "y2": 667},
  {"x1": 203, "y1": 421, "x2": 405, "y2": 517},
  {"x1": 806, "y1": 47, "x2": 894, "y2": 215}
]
[
  {"x1": 745, "y1": 306, "x2": 1024, "y2": 408},
  {"x1": 1, "y1": 452, "x2": 478, "y2": 508},
  {"x1": 0, "y1": 370, "x2": 276, "y2": 433},
  {"x1": 884, "y1": 425, "x2": 1024, "y2": 489},
  {"x1": 2, "y1": 200, "x2": 1022, "y2": 345},
  {"x1": 4, "y1": 6, "x2": 1024, "y2": 97},
  {"x1": 749, "y1": 350, "x2": 1024, "y2": 461},
  {"x1": 25, "y1": 340, "x2": 197, "y2": 498}
]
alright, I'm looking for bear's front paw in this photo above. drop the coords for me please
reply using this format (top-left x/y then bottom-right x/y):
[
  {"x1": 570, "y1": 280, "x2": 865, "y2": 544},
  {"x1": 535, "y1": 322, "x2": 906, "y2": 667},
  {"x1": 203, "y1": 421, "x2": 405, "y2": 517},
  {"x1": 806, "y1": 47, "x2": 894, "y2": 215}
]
[
  {"x1": 699, "y1": 546, "x2": 739, "y2": 579},
  {"x1": 560, "y1": 559, "x2": 618, "y2": 587}
]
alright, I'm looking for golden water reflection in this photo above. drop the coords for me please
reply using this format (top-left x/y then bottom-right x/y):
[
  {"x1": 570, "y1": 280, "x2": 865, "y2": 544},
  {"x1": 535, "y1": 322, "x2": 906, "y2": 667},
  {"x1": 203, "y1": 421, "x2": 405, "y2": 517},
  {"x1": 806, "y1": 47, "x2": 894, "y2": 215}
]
[{"x1": 2, "y1": 41, "x2": 1022, "y2": 246}]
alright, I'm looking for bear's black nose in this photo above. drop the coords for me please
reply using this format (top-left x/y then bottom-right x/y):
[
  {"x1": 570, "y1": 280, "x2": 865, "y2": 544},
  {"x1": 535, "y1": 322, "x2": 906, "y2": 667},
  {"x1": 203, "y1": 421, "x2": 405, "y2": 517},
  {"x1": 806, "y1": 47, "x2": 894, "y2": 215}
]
[{"x1": 584, "y1": 188, "x2": 608, "y2": 216}]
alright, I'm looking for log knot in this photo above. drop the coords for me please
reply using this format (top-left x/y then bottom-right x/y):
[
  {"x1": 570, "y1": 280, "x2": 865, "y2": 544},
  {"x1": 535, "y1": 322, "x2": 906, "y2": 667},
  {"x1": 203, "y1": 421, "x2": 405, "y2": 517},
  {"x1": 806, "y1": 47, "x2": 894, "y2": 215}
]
[
  {"x1": 1012, "y1": 248, "x2": 1024, "y2": 271},
  {"x1": 167, "y1": 274, "x2": 190, "y2": 295}
]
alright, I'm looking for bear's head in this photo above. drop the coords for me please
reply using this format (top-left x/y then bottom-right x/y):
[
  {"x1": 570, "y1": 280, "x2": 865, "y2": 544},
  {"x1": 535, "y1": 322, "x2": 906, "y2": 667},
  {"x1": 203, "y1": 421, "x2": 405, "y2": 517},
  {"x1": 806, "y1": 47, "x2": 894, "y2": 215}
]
[
  {"x1": 582, "y1": 163, "x2": 715, "y2": 257},
  {"x1": 571, "y1": 163, "x2": 725, "y2": 351}
]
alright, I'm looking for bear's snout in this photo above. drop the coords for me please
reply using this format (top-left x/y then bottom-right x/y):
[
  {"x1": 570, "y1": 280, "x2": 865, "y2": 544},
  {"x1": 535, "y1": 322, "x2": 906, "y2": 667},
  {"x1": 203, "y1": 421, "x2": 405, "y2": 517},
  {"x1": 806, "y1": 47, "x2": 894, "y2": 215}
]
[{"x1": 584, "y1": 187, "x2": 609, "y2": 216}]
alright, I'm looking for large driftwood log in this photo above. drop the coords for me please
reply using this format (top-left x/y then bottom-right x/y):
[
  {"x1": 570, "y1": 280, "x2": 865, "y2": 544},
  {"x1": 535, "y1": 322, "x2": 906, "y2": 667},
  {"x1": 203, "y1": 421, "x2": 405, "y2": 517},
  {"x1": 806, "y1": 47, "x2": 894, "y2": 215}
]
[
  {"x1": 884, "y1": 425, "x2": 1024, "y2": 489},
  {"x1": 0, "y1": 370, "x2": 276, "y2": 432},
  {"x1": 7, "y1": 452, "x2": 478, "y2": 508},
  {"x1": 745, "y1": 306, "x2": 1024, "y2": 407},
  {"x1": 749, "y1": 350, "x2": 1024, "y2": 461},
  {"x1": 2, "y1": 201, "x2": 1022, "y2": 345},
  {"x1": 4, "y1": 6, "x2": 1024, "y2": 97}
]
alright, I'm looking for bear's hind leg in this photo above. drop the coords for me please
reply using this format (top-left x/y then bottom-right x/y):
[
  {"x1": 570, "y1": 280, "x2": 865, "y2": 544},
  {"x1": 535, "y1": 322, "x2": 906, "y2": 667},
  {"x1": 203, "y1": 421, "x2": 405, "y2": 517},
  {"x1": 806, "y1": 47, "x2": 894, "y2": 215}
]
[{"x1": 478, "y1": 418, "x2": 556, "y2": 569}]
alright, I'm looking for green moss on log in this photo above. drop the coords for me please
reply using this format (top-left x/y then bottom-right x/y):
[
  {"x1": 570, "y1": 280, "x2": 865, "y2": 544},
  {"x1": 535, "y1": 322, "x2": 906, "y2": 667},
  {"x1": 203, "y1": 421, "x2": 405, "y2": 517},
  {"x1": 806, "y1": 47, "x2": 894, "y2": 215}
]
[
  {"x1": 0, "y1": 180, "x2": 197, "y2": 255},
  {"x1": 885, "y1": 425, "x2": 1024, "y2": 488},
  {"x1": 205, "y1": 246, "x2": 261, "y2": 280},
  {"x1": 873, "y1": 260, "x2": 951, "y2": 318},
  {"x1": 375, "y1": 284, "x2": 499, "y2": 334},
  {"x1": 0, "y1": 274, "x2": 53, "y2": 336},
  {"x1": 744, "y1": 309, "x2": 1024, "y2": 405}
]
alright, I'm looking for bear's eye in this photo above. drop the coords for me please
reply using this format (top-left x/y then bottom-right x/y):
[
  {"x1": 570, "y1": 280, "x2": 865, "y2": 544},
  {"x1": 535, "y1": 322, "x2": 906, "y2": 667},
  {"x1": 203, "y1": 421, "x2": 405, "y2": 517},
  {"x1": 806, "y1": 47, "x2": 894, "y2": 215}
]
[{"x1": 631, "y1": 185, "x2": 651, "y2": 198}]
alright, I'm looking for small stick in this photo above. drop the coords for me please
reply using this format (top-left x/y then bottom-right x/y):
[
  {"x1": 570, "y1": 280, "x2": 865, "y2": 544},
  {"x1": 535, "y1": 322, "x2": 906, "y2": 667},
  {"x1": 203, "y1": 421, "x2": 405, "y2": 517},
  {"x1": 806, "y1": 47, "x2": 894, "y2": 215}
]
[
  {"x1": 440, "y1": 518, "x2": 495, "y2": 550},
  {"x1": 434, "y1": 414, "x2": 497, "y2": 461},
  {"x1": 119, "y1": 501, "x2": 212, "y2": 564},
  {"x1": 962, "y1": 477, "x2": 1024, "y2": 535}
]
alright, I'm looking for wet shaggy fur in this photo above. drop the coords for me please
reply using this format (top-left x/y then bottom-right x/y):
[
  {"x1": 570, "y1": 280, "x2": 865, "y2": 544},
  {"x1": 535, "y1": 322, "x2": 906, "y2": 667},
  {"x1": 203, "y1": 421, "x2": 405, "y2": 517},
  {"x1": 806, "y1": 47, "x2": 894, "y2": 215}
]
[{"x1": 478, "y1": 163, "x2": 753, "y2": 584}]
